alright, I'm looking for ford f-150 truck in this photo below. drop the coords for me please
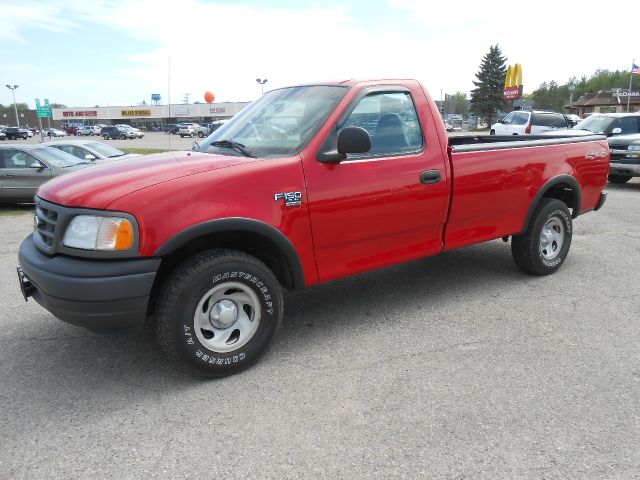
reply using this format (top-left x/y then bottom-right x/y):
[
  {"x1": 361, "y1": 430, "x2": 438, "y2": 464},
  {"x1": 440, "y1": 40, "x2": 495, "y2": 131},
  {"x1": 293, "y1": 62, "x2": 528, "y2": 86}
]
[{"x1": 17, "y1": 79, "x2": 610, "y2": 377}]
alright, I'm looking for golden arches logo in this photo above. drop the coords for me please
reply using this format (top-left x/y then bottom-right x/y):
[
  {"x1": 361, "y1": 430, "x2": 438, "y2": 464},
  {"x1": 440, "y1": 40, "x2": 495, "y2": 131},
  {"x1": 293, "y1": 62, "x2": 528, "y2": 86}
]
[{"x1": 504, "y1": 63, "x2": 523, "y2": 100}]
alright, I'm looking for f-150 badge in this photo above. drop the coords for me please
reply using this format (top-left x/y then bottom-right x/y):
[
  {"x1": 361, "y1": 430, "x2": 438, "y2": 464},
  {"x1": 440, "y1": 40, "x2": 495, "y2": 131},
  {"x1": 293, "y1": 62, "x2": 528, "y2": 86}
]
[{"x1": 274, "y1": 191, "x2": 302, "y2": 207}]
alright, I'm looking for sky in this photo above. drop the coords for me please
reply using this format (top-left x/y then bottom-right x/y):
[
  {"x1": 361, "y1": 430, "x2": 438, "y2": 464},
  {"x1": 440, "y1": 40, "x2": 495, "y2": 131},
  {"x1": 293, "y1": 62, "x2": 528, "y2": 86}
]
[{"x1": 0, "y1": 0, "x2": 638, "y2": 109}]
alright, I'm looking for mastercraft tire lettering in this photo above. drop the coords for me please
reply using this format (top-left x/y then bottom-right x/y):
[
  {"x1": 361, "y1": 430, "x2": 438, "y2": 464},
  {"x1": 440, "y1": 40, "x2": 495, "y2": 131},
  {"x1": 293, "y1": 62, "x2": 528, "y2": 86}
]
[{"x1": 156, "y1": 249, "x2": 283, "y2": 377}]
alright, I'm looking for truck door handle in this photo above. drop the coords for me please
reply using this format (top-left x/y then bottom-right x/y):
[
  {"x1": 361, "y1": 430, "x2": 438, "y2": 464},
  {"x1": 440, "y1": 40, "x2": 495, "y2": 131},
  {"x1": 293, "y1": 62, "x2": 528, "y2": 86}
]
[
  {"x1": 419, "y1": 170, "x2": 440, "y2": 185},
  {"x1": 4, "y1": 174, "x2": 14, "y2": 178}
]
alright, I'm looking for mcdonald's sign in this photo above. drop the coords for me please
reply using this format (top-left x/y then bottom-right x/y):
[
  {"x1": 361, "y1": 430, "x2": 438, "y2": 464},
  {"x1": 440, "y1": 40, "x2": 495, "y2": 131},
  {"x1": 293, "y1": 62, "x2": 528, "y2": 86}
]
[{"x1": 503, "y1": 63, "x2": 523, "y2": 100}]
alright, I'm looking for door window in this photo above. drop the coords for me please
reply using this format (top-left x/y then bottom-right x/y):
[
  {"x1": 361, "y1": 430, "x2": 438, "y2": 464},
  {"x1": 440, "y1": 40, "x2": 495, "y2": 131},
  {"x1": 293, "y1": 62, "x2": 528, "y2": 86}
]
[
  {"x1": 55, "y1": 145, "x2": 89, "y2": 159},
  {"x1": 501, "y1": 112, "x2": 516, "y2": 124},
  {"x1": 0, "y1": 149, "x2": 35, "y2": 168},
  {"x1": 342, "y1": 92, "x2": 423, "y2": 158},
  {"x1": 512, "y1": 112, "x2": 530, "y2": 125},
  {"x1": 615, "y1": 117, "x2": 639, "y2": 134}
]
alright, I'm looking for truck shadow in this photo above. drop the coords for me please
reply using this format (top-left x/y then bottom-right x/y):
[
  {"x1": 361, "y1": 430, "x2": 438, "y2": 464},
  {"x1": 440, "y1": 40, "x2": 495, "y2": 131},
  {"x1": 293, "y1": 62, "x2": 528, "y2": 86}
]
[
  {"x1": 6, "y1": 240, "x2": 529, "y2": 424},
  {"x1": 605, "y1": 180, "x2": 640, "y2": 191}
]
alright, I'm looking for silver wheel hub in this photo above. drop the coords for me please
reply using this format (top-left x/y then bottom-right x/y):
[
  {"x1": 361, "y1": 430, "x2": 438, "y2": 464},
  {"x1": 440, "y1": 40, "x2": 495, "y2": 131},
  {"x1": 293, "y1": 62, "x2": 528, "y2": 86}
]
[
  {"x1": 209, "y1": 299, "x2": 238, "y2": 329},
  {"x1": 194, "y1": 281, "x2": 261, "y2": 354},
  {"x1": 539, "y1": 217, "x2": 564, "y2": 260}
]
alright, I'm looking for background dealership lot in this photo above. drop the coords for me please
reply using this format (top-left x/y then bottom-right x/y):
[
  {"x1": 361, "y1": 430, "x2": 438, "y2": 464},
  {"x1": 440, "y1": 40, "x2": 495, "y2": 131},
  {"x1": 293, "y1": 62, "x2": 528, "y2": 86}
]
[{"x1": 1, "y1": 162, "x2": 639, "y2": 478}]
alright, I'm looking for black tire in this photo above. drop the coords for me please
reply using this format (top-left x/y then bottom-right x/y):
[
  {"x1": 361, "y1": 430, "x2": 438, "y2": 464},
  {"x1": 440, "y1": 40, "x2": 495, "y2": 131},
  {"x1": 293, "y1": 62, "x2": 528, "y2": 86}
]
[
  {"x1": 180, "y1": 135, "x2": 184, "y2": 138},
  {"x1": 511, "y1": 198, "x2": 572, "y2": 275},
  {"x1": 120, "y1": 134, "x2": 126, "y2": 139},
  {"x1": 103, "y1": 134, "x2": 109, "y2": 140},
  {"x1": 490, "y1": 130, "x2": 495, "y2": 135},
  {"x1": 198, "y1": 131, "x2": 205, "y2": 138},
  {"x1": 156, "y1": 249, "x2": 284, "y2": 377},
  {"x1": 608, "y1": 175, "x2": 632, "y2": 184}
]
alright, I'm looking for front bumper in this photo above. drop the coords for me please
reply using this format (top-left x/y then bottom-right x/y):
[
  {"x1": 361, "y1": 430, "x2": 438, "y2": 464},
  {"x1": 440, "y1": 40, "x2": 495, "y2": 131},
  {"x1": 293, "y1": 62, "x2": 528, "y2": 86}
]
[
  {"x1": 18, "y1": 235, "x2": 161, "y2": 330},
  {"x1": 610, "y1": 152, "x2": 640, "y2": 176},
  {"x1": 610, "y1": 162, "x2": 640, "y2": 176}
]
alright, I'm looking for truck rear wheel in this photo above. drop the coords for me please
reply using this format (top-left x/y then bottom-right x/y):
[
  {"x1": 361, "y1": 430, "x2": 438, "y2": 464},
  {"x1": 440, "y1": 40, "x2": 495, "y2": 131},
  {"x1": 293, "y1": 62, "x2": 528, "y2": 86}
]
[
  {"x1": 511, "y1": 198, "x2": 572, "y2": 275},
  {"x1": 155, "y1": 249, "x2": 283, "y2": 377}
]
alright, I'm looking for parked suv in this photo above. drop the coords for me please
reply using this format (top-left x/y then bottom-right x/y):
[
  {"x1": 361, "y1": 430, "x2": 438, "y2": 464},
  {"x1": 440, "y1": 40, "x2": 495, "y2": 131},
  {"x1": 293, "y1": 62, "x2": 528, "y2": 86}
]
[
  {"x1": 178, "y1": 123, "x2": 209, "y2": 138},
  {"x1": 79, "y1": 126, "x2": 101, "y2": 136},
  {"x1": 491, "y1": 111, "x2": 569, "y2": 135},
  {"x1": 606, "y1": 134, "x2": 640, "y2": 184},
  {"x1": 3, "y1": 127, "x2": 29, "y2": 140},
  {"x1": 102, "y1": 126, "x2": 135, "y2": 140},
  {"x1": 63, "y1": 125, "x2": 82, "y2": 136},
  {"x1": 564, "y1": 113, "x2": 640, "y2": 137}
]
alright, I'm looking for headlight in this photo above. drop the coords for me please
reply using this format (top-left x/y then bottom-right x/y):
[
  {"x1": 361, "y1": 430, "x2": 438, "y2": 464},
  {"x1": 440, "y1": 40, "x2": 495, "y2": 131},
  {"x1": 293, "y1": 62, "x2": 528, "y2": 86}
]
[
  {"x1": 63, "y1": 215, "x2": 134, "y2": 251},
  {"x1": 627, "y1": 145, "x2": 640, "y2": 151}
]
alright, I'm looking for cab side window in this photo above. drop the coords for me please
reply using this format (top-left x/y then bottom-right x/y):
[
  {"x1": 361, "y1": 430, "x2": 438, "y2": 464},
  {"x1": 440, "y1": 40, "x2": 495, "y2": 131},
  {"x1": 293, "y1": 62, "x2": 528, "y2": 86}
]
[{"x1": 342, "y1": 92, "x2": 423, "y2": 158}]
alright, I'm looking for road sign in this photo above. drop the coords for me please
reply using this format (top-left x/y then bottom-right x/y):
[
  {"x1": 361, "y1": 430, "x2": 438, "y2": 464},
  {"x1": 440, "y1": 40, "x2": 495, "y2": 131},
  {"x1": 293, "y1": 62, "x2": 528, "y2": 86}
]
[{"x1": 36, "y1": 98, "x2": 52, "y2": 118}]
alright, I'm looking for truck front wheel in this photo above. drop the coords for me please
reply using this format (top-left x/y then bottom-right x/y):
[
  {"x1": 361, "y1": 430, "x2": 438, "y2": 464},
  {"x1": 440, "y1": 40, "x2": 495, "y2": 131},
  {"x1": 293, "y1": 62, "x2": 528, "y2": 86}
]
[
  {"x1": 511, "y1": 198, "x2": 572, "y2": 275},
  {"x1": 155, "y1": 249, "x2": 283, "y2": 377}
]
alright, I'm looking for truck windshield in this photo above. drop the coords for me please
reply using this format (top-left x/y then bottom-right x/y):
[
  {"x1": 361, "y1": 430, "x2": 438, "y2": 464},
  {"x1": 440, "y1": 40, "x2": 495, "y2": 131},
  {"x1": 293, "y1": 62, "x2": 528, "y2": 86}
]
[
  {"x1": 573, "y1": 116, "x2": 615, "y2": 134},
  {"x1": 198, "y1": 85, "x2": 348, "y2": 158}
]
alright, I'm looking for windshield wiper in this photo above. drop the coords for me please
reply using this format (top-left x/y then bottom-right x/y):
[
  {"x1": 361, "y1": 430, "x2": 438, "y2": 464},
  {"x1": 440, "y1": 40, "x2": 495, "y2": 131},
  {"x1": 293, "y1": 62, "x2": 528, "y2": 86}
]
[{"x1": 211, "y1": 140, "x2": 255, "y2": 158}]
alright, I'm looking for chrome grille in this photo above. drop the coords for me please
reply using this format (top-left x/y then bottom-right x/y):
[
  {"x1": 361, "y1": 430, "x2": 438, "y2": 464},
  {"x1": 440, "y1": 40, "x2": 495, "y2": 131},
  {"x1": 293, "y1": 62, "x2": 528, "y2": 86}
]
[{"x1": 34, "y1": 202, "x2": 59, "y2": 251}]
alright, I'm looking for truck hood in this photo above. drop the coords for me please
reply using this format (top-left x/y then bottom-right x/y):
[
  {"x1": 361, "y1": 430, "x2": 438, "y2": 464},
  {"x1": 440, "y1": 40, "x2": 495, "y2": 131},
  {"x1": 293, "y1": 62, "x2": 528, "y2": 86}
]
[
  {"x1": 38, "y1": 151, "x2": 255, "y2": 210},
  {"x1": 609, "y1": 133, "x2": 640, "y2": 147}
]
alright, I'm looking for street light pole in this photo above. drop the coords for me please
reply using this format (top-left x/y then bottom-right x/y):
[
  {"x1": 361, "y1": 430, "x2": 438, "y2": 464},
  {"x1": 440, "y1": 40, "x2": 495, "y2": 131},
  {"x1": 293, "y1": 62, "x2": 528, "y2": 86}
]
[
  {"x1": 256, "y1": 78, "x2": 268, "y2": 95},
  {"x1": 5, "y1": 84, "x2": 20, "y2": 127}
]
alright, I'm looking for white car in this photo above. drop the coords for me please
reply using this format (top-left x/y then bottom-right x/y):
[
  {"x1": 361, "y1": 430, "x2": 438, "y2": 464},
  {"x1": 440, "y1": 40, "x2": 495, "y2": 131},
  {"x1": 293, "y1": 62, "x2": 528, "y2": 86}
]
[
  {"x1": 115, "y1": 124, "x2": 144, "y2": 138},
  {"x1": 490, "y1": 111, "x2": 569, "y2": 135},
  {"x1": 46, "y1": 139, "x2": 141, "y2": 162},
  {"x1": 43, "y1": 128, "x2": 68, "y2": 137}
]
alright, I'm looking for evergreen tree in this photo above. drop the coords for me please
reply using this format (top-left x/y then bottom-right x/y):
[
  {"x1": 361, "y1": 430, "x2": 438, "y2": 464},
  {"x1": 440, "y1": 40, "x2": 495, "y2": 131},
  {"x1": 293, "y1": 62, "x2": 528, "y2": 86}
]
[{"x1": 470, "y1": 45, "x2": 507, "y2": 126}]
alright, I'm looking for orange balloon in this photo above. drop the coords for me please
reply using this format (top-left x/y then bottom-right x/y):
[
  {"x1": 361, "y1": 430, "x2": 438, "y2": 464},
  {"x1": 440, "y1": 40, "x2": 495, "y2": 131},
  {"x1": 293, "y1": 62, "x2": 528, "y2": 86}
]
[{"x1": 204, "y1": 91, "x2": 215, "y2": 103}]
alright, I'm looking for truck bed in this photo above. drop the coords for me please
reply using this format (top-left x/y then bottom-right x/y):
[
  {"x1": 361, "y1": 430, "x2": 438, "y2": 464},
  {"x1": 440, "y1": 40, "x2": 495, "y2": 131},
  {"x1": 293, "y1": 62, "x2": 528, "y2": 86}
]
[
  {"x1": 444, "y1": 134, "x2": 610, "y2": 251},
  {"x1": 449, "y1": 133, "x2": 606, "y2": 151}
]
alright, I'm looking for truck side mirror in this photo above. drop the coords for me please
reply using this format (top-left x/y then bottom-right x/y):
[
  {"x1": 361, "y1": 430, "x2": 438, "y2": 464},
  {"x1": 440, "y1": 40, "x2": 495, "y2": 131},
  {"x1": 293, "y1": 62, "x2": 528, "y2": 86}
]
[
  {"x1": 337, "y1": 126, "x2": 371, "y2": 155},
  {"x1": 610, "y1": 127, "x2": 622, "y2": 135},
  {"x1": 30, "y1": 161, "x2": 45, "y2": 169}
]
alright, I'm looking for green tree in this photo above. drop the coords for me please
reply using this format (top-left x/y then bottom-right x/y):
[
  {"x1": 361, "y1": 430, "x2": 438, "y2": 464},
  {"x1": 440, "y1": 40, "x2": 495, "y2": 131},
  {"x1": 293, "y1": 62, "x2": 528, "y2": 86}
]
[
  {"x1": 453, "y1": 92, "x2": 468, "y2": 115},
  {"x1": 49, "y1": 103, "x2": 67, "y2": 108},
  {"x1": 0, "y1": 102, "x2": 29, "y2": 111},
  {"x1": 470, "y1": 44, "x2": 507, "y2": 125},
  {"x1": 529, "y1": 68, "x2": 640, "y2": 112}
]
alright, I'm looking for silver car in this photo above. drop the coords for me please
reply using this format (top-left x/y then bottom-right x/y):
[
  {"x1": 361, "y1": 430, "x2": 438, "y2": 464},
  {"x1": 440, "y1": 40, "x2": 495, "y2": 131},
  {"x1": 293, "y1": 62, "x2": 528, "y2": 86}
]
[
  {"x1": 46, "y1": 140, "x2": 141, "y2": 163},
  {"x1": 0, "y1": 145, "x2": 91, "y2": 203}
]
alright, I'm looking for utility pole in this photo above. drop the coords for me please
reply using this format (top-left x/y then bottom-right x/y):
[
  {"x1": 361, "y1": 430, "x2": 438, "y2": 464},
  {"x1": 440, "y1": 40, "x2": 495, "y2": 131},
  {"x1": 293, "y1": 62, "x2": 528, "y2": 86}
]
[
  {"x1": 628, "y1": 59, "x2": 635, "y2": 113},
  {"x1": 5, "y1": 84, "x2": 20, "y2": 127}
]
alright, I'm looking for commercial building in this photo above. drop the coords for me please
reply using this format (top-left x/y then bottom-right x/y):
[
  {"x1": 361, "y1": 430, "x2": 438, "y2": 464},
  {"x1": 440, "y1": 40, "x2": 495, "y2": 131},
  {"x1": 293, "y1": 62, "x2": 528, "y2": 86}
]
[
  {"x1": 569, "y1": 89, "x2": 640, "y2": 116},
  {"x1": 52, "y1": 102, "x2": 250, "y2": 130}
]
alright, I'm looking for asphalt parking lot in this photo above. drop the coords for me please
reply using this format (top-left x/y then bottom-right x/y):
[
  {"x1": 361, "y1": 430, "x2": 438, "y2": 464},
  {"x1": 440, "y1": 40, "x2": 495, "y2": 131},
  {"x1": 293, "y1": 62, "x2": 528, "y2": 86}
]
[
  {"x1": 1, "y1": 131, "x2": 200, "y2": 151},
  {"x1": 1, "y1": 180, "x2": 639, "y2": 479}
]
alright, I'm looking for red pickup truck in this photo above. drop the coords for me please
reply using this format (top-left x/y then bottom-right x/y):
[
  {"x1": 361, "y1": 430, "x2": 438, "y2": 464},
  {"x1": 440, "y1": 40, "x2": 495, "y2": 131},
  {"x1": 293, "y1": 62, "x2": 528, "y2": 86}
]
[{"x1": 17, "y1": 79, "x2": 610, "y2": 377}]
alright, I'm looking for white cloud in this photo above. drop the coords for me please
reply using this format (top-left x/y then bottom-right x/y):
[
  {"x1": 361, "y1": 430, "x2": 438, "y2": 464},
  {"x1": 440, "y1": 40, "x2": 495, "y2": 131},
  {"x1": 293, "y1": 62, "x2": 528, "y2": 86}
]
[{"x1": 0, "y1": 4, "x2": 79, "y2": 43}]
